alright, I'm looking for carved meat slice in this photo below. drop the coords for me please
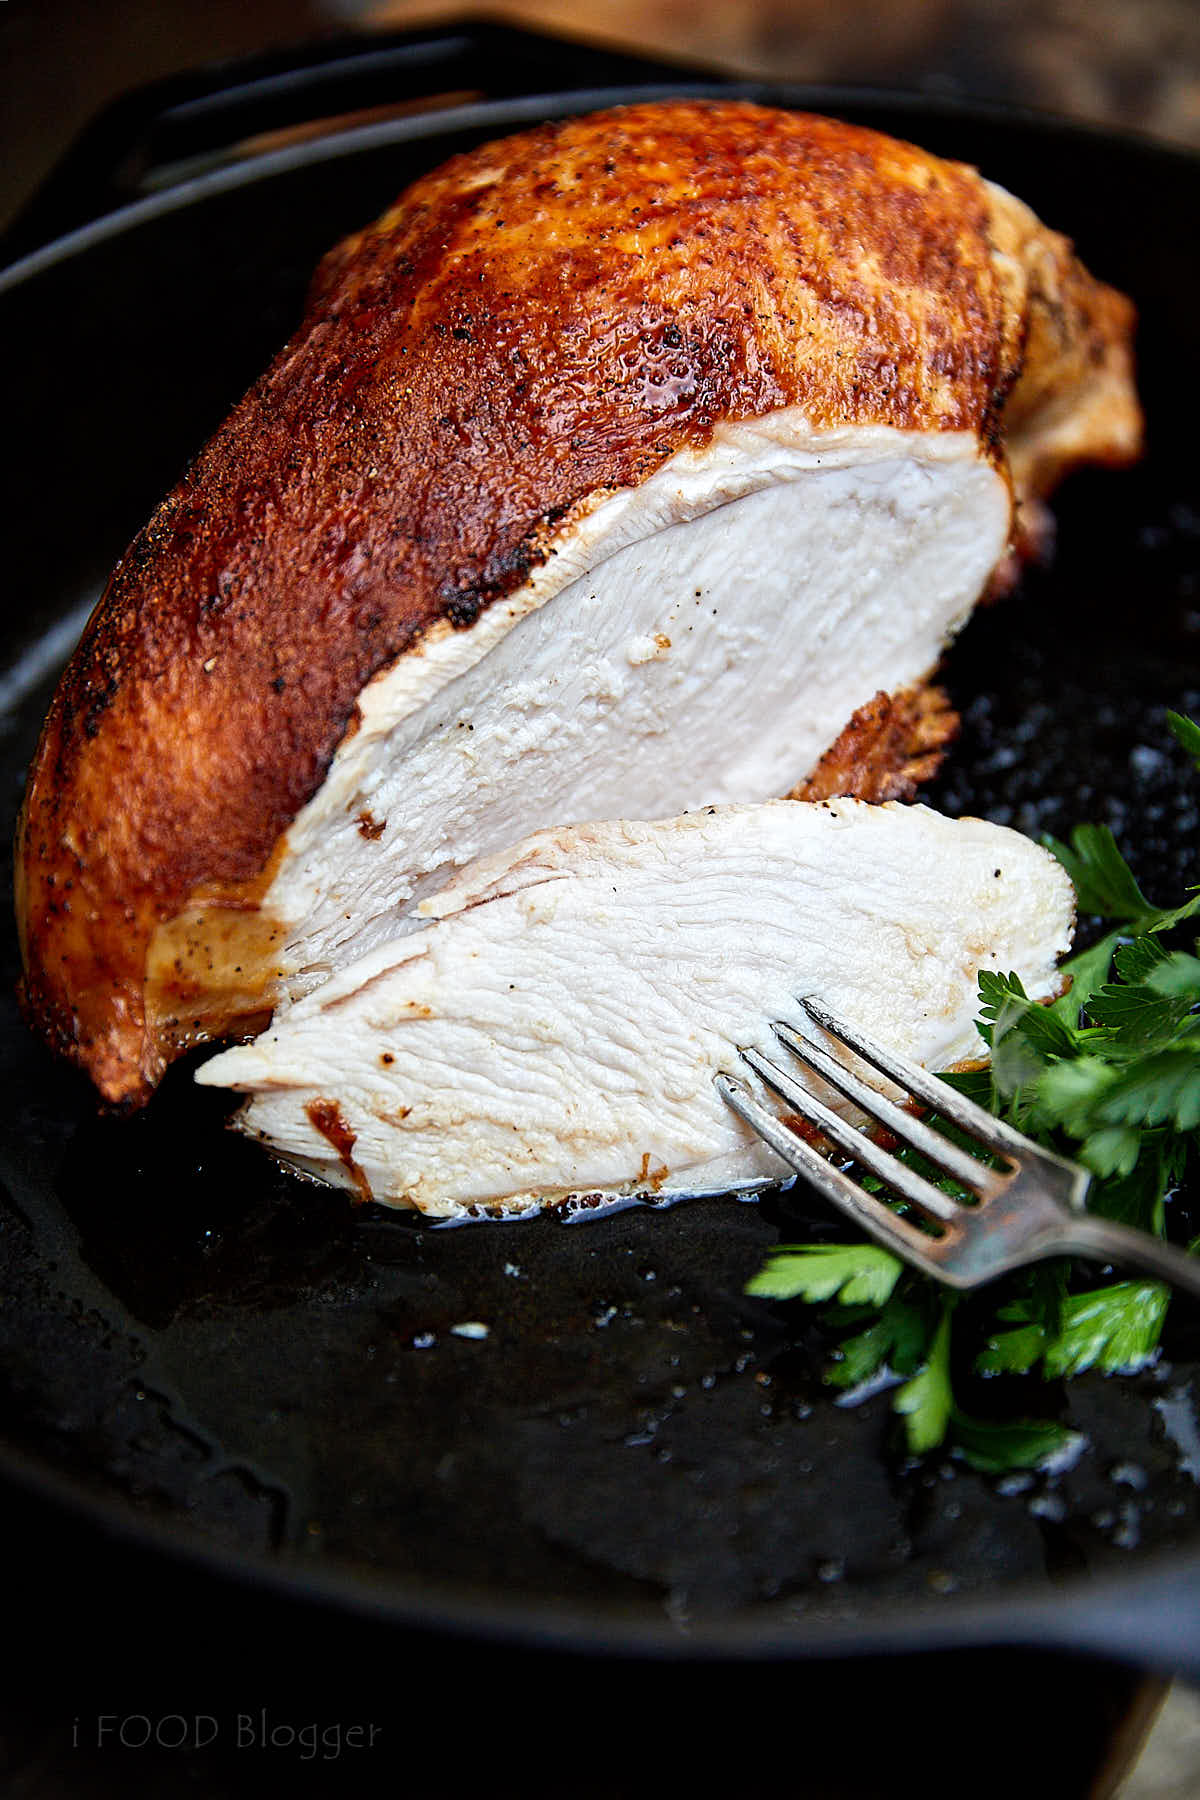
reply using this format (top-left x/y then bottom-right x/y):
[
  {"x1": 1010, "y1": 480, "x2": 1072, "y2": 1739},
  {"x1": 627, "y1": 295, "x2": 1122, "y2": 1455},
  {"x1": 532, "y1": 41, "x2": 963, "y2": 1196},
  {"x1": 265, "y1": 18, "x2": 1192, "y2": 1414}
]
[
  {"x1": 16, "y1": 101, "x2": 1139, "y2": 1105},
  {"x1": 198, "y1": 801, "x2": 1075, "y2": 1216}
]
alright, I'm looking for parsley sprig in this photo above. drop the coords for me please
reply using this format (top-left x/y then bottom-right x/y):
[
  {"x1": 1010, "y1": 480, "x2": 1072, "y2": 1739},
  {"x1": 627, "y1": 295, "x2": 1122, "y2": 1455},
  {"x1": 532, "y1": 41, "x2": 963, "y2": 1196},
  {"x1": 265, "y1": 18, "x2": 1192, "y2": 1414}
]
[{"x1": 748, "y1": 713, "x2": 1200, "y2": 1471}]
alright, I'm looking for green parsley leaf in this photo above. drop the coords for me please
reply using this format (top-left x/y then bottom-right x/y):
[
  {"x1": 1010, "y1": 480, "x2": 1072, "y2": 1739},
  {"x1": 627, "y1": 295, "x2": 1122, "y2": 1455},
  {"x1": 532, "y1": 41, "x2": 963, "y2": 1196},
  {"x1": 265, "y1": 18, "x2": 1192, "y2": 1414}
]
[
  {"x1": 978, "y1": 1270, "x2": 1169, "y2": 1380},
  {"x1": 1078, "y1": 1125, "x2": 1143, "y2": 1179},
  {"x1": 950, "y1": 1410, "x2": 1084, "y2": 1474},
  {"x1": 1087, "y1": 1047, "x2": 1200, "y2": 1133},
  {"x1": 1085, "y1": 1145, "x2": 1169, "y2": 1233},
  {"x1": 1041, "y1": 1282, "x2": 1169, "y2": 1379},
  {"x1": 998, "y1": 977, "x2": 1078, "y2": 1059},
  {"x1": 976, "y1": 969, "x2": 1082, "y2": 1129},
  {"x1": 1114, "y1": 935, "x2": 1170, "y2": 985},
  {"x1": 1087, "y1": 982, "x2": 1197, "y2": 1049},
  {"x1": 1042, "y1": 825, "x2": 1200, "y2": 935},
  {"x1": 1168, "y1": 710, "x2": 1200, "y2": 769},
  {"x1": 1049, "y1": 930, "x2": 1121, "y2": 1026},
  {"x1": 937, "y1": 1066, "x2": 994, "y2": 1108},
  {"x1": 1146, "y1": 951, "x2": 1200, "y2": 999},
  {"x1": 826, "y1": 1290, "x2": 931, "y2": 1389},
  {"x1": 1141, "y1": 893, "x2": 1200, "y2": 936},
  {"x1": 746, "y1": 1243, "x2": 903, "y2": 1307},
  {"x1": 1035, "y1": 1055, "x2": 1118, "y2": 1136},
  {"x1": 976, "y1": 1318, "x2": 1047, "y2": 1376},
  {"x1": 1041, "y1": 823, "x2": 1156, "y2": 924},
  {"x1": 894, "y1": 1303, "x2": 954, "y2": 1454}
]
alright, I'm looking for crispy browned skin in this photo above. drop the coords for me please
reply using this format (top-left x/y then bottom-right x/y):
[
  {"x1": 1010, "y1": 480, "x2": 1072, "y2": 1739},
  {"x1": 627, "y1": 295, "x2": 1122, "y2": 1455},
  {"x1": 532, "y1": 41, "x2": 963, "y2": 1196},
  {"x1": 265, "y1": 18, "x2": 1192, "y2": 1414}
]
[
  {"x1": 791, "y1": 685, "x2": 959, "y2": 804},
  {"x1": 16, "y1": 100, "x2": 1141, "y2": 1104}
]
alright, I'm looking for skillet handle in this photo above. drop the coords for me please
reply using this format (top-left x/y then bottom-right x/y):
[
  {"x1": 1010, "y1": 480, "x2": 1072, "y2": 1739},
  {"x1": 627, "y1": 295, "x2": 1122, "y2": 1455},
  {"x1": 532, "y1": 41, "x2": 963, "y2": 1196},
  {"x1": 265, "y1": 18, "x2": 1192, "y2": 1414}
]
[
  {"x1": 1, "y1": 21, "x2": 708, "y2": 264},
  {"x1": 1022, "y1": 1560, "x2": 1200, "y2": 1682}
]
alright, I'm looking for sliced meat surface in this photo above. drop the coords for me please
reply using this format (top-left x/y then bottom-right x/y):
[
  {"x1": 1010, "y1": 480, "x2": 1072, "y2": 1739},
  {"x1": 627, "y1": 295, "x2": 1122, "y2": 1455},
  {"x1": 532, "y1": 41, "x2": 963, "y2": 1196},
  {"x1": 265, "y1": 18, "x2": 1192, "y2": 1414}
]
[
  {"x1": 259, "y1": 416, "x2": 1008, "y2": 988},
  {"x1": 198, "y1": 800, "x2": 1075, "y2": 1217}
]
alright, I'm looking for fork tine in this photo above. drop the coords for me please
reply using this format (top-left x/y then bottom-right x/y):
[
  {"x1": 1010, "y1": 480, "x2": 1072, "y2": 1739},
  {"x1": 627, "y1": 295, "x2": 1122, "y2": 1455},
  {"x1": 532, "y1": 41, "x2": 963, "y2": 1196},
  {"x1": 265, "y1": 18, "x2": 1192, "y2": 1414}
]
[
  {"x1": 799, "y1": 998, "x2": 1035, "y2": 1159},
  {"x1": 715, "y1": 1073, "x2": 958, "y2": 1269},
  {"x1": 771, "y1": 1021, "x2": 1007, "y2": 1195},
  {"x1": 738, "y1": 1046, "x2": 963, "y2": 1224}
]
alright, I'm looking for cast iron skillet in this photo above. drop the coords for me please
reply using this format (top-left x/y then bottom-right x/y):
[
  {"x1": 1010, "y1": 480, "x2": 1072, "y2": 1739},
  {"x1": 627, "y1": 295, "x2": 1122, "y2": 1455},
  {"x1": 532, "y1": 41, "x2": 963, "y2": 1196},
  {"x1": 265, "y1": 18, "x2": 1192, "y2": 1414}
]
[{"x1": 2, "y1": 19, "x2": 1200, "y2": 1721}]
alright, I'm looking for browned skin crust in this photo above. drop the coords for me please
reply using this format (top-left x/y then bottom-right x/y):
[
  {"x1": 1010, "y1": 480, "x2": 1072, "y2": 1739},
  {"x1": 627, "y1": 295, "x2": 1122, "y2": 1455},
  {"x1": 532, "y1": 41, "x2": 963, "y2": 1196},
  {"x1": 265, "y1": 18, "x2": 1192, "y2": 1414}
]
[
  {"x1": 790, "y1": 684, "x2": 959, "y2": 804},
  {"x1": 16, "y1": 100, "x2": 1141, "y2": 1103}
]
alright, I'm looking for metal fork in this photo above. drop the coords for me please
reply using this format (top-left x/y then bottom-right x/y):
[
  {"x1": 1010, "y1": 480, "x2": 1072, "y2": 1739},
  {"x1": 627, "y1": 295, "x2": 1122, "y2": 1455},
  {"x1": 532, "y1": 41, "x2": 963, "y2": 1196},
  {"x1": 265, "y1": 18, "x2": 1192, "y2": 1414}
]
[{"x1": 716, "y1": 998, "x2": 1200, "y2": 1296}]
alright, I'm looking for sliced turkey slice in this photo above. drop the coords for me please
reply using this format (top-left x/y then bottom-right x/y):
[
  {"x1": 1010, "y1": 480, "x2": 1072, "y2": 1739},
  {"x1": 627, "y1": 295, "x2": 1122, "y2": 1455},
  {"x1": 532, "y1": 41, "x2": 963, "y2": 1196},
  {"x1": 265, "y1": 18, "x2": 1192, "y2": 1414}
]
[
  {"x1": 17, "y1": 100, "x2": 1138, "y2": 1105},
  {"x1": 262, "y1": 415, "x2": 1008, "y2": 988},
  {"x1": 198, "y1": 800, "x2": 1074, "y2": 1218}
]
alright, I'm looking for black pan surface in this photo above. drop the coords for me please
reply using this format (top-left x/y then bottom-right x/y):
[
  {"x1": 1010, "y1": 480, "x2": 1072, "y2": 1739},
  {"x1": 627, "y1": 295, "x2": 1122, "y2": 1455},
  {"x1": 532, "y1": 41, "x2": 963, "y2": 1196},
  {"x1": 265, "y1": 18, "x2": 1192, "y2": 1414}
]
[{"x1": 2, "y1": 60, "x2": 1199, "y2": 1687}]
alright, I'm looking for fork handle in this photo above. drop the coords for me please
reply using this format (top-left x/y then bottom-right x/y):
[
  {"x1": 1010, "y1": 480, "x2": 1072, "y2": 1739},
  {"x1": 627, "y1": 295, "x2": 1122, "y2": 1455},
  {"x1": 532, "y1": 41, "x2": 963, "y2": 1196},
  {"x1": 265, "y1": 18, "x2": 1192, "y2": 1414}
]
[{"x1": 1051, "y1": 1215, "x2": 1200, "y2": 1300}]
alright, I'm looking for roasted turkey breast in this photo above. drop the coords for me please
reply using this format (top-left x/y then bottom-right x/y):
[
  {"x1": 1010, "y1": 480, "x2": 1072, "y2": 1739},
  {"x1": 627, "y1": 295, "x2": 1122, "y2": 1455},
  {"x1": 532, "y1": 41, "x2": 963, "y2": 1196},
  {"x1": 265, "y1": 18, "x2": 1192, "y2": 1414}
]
[
  {"x1": 198, "y1": 800, "x2": 1075, "y2": 1216},
  {"x1": 16, "y1": 101, "x2": 1139, "y2": 1105}
]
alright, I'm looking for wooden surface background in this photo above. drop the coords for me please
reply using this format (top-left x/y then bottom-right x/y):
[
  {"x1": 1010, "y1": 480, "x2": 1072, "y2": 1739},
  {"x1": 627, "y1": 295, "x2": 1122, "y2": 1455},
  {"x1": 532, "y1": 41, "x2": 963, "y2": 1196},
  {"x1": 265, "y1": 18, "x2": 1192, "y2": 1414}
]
[{"x1": 1, "y1": 0, "x2": 1199, "y2": 234}]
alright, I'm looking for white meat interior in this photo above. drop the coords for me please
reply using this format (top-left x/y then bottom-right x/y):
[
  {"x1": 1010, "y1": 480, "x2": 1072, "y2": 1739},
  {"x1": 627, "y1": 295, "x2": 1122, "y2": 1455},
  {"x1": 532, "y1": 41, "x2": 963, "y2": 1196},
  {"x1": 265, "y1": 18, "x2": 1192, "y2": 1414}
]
[
  {"x1": 266, "y1": 415, "x2": 1010, "y2": 981},
  {"x1": 201, "y1": 801, "x2": 1073, "y2": 1216}
]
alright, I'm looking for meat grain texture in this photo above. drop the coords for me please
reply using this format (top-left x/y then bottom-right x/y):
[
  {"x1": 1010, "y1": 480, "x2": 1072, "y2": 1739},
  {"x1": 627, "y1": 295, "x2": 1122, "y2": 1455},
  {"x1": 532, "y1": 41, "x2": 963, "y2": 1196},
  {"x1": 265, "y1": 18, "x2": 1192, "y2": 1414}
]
[
  {"x1": 199, "y1": 802, "x2": 1075, "y2": 1215},
  {"x1": 16, "y1": 101, "x2": 1140, "y2": 1155}
]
